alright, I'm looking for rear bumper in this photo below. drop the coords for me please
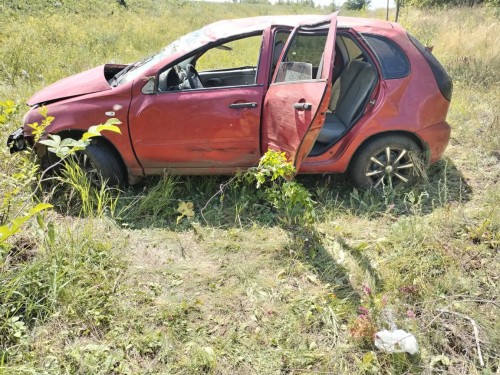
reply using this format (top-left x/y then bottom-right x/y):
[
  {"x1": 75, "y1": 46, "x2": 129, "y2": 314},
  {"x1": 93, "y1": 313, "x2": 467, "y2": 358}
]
[
  {"x1": 7, "y1": 127, "x2": 27, "y2": 153},
  {"x1": 416, "y1": 121, "x2": 451, "y2": 164}
]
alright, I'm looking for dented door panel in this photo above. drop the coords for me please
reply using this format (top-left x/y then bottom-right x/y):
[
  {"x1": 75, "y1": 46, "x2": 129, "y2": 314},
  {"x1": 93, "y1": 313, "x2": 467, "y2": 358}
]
[
  {"x1": 261, "y1": 13, "x2": 338, "y2": 171},
  {"x1": 261, "y1": 81, "x2": 328, "y2": 159},
  {"x1": 129, "y1": 85, "x2": 264, "y2": 171}
]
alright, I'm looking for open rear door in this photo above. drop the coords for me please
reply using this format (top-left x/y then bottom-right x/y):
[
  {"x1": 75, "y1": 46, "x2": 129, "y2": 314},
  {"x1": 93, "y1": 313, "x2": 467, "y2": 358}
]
[{"x1": 261, "y1": 12, "x2": 338, "y2": 172}]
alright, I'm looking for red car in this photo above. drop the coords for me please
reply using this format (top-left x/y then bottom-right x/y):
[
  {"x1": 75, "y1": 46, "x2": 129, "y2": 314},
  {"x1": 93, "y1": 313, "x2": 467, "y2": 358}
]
[{"x1": 9, "y1": 13, "x2": 452, "y2": 188}]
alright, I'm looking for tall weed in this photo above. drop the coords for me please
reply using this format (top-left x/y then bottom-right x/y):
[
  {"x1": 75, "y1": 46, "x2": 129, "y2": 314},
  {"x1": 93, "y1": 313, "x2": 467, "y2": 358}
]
[
  {"x1": 401, "y1": 7, "x2": 499, "y2": 89},
  {"x1": 59, "y1": 159, "x2": 120, "y2": 218},
  {"x1": 123, "y1": 174, "x2": 178, "y2": 224}
]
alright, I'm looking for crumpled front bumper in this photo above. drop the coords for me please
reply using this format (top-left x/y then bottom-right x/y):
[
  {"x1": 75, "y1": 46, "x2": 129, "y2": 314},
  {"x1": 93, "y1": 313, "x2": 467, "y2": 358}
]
[{"x1": 7, "y1": 127, "x2": 27, "y2": 153}]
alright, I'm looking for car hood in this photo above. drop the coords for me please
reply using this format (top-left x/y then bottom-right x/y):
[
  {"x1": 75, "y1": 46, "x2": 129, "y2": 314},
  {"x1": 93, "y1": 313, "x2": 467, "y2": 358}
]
[{"x1": 27, "y1": 65, "x2": 112, "y2": 106}]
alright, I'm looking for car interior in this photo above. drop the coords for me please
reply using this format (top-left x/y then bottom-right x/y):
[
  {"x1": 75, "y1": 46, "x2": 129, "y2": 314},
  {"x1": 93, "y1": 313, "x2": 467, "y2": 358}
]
[
  {"x1": 270, "y1": 29, "x2": 379, "y2": 156},
  {"x1": 155, "y1": 29, "x2": 378, "y2": 157},
  {"x1": 309, "y1": 32, "x2": 378, "y2": 156}
]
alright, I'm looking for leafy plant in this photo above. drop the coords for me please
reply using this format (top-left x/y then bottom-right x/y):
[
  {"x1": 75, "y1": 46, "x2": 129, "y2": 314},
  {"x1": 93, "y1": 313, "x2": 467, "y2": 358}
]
[
  {"x1": 2, "y1": 115, "x2": 122, "y2": 242},
  {"x1": 0, "y1": 109, "x2": 125, "y2": 360},
  {"x1": 39, "y1": 120, "x2": 121, "y2": 158},
  {"x1": 0, "y1": 203, "x2": 52, "y2": 246},
  {"x1": 176, "y1": 201, "x2": 195, "y2": 224},
  {"x1": 250, "y1": 150, "x2": 295, "y2": 189},
  {"x1": 244, "y1": 150, "x2": 316, "y2": 226},
  {"x1": 27, "y1": 106, "x2": 54, "y2": 143},
  {"x1": 0, "y1": 101, "x2": 18, "y2": 126}
]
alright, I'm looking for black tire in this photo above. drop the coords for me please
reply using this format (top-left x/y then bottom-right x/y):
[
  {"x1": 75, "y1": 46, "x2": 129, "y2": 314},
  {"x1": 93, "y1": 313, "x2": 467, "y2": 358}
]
[
  {"x1": 349, "y1": 135, "x2": 422, "y2": 189},
  {"x1": 74, "y1": 139, "x2": 126, "y2": 187}
]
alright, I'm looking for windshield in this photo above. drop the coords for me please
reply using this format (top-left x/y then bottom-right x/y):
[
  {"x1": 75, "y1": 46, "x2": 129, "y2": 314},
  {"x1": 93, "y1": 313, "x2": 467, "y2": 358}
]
[{"x1": 114, "y1": 29, "x2": 205, "y2": 86}]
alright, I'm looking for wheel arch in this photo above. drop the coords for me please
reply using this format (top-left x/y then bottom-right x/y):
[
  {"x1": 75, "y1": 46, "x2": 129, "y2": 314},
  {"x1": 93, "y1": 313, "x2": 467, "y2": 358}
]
[
  {"x1": 53, "y1": 129, "x2": 128, "y2": 181},
  {"x1": 347, "y1": 130, "x2": 428, "y2": 171}
]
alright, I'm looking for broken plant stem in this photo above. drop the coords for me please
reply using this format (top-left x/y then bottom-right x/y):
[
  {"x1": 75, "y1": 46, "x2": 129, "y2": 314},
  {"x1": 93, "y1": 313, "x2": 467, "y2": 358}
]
[
  {"x1": 436, "y1": 308, "x2": 485, "y2": 368},
  {"x1": 200, "y1": 175, "x2": 238, "y2": 224}
]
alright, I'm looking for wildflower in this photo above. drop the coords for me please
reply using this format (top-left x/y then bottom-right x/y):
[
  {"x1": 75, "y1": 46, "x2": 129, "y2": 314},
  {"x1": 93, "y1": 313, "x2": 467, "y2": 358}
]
[
  {"x1": 358, "y1": 306, "x2": 370, "y2": 318},
  {"x1": 362, "y1": 284, "x2": 372, "y2": 295}
]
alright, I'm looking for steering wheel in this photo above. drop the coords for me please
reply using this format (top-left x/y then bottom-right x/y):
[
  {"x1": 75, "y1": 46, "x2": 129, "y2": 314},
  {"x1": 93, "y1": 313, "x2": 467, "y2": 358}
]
[{"x1": 185, "y1": 64, "x2": 203, "y2": 89}]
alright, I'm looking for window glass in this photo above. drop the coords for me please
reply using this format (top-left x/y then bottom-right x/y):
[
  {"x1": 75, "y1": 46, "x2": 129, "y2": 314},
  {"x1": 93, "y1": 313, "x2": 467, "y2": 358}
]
[
  {"x1": 196, "y1": 35, "x2": 262, "y2": 72},
  {"x1": 274, "y1": 31, "x2": 327, "y2": 83},
  {"x1": 269, "y1": 30, "x2": 291, "y2": 82},
  {"x1": 362, "y1": 34, "x2": 410, "y2": 79},
  {"x1": 341, "y1": 35, "x2": 363, "y2": 60},
  {"x1": 274, "y1": 30, "x2": 291, "y2": 45}
]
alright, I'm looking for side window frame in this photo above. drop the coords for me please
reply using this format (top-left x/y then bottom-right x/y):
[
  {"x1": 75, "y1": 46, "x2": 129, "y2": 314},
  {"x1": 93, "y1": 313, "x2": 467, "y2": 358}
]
[
  {"x1": 192, "y1": 33, "x2": 264, "y2": 74},
  {"x1": 336, "y1": 33, "x2": 349, "y2": 65},
  {"x1": 154, "y1": 31, "x2": 265, "y2": 94},
  {"x1": 272, "y1": 27, "x2": 330, "y2": 85},
  {"x1": 340, "y1": 34, "x2": 364, "y2": 61},
  {"x1": 335, "y1": 30, "x2": 380, "y2": 77},
  {"x1": 268, "y1": 28, "x2": 292, "y2": 85}
]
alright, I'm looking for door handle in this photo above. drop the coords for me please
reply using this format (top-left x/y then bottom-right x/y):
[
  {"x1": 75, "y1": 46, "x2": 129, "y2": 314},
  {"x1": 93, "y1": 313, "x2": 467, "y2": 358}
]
[
  {"x1": 229, "y1": 102, "x2": 258, "y2": 109},
  {"x1": 293, "y1": 102, "x2": 312, "y2": 110}
]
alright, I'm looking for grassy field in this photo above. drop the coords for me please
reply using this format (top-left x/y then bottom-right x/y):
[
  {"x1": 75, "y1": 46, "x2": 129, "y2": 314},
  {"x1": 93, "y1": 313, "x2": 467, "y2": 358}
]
[{"x1": 0, "y1": 1, "x2": 499, "y2": 374}]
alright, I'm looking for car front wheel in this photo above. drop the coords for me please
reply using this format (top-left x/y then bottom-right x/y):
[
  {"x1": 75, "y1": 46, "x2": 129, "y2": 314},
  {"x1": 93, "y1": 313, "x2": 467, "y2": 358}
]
[
  {"x1": 56, "y1": 139, "x2": 126, "y2": 187},
  {"x1": 349, "y1": 135, "x2": 422, "y2": 189},
  {"x1": 80, "y1": 140, "x2": 126, "y2": 187}
]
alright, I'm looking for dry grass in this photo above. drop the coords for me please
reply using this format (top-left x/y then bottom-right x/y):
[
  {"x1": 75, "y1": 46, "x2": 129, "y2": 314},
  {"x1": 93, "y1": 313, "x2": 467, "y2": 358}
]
[{"x1": 0, "y1": 2, "x2": 498, "y2": 374}]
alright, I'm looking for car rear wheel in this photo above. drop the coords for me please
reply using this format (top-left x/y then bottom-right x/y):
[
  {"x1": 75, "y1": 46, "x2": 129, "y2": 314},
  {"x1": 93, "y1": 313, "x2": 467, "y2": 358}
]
[{"x1": 349, "y1": 135, "x2": 422, "y2": 189}]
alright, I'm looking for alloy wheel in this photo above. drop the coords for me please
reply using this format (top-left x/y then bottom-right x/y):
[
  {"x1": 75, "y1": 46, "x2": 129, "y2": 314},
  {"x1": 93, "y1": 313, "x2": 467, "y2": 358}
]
[{"x1": 365, "y1": 146, "x2": 415, "y2": 188}]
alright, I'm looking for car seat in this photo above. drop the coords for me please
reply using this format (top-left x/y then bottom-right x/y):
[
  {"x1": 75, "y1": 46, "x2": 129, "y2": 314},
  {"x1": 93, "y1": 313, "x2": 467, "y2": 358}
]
[{"x1": 315, "y1": 60, "x2": 377, "y2": 145}]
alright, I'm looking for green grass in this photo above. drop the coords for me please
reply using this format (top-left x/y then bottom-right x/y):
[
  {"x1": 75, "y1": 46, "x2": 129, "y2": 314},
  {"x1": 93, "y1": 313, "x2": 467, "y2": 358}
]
[{"x1": 0, "y1": 1, "x2": 499, "y2": 374}]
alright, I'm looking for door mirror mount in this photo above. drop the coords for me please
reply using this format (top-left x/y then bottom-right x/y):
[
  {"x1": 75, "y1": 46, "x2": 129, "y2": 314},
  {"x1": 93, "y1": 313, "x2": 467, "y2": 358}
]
[{"x1": 141, "y1": 76, "x2": 155, "y2": 94}]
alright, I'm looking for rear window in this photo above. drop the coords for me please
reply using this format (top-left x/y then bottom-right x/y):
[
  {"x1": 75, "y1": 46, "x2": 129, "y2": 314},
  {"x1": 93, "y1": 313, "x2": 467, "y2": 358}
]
[{"x1": 362, "y1": 34, "x2": 410, "y2": 79}]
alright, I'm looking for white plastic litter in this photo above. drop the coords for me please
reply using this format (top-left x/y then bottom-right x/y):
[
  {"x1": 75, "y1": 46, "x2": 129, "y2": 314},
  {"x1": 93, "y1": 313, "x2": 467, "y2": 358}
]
[{"x1": 374, "y1": 329, "x2": 419, "y2": 354}]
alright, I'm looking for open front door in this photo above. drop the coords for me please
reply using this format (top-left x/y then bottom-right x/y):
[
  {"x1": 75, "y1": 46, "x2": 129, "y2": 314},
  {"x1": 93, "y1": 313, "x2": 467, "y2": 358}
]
[{"x1": 261, "y1": 13, "x2": 338, "y2": 172}]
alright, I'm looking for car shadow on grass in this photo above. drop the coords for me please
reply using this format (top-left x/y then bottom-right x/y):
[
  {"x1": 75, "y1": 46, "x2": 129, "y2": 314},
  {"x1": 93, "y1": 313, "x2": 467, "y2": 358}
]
[
  {"x1": 291, "y1": 228, "x2": 364, "y2": 304},
  {"x1": 105, "y1": 157, "x2": 468, "y2": 302},
  {"x1": 111, "y1": 174, "x2": 369, "y2": 306},
  {"x1": 286, "y1": 222, "x2": 389, "y2": 306},
  {"x1": 298, "y1": 157, "x2": 472, "y2": 217},
  {"x1": 114, "y1": 157, "x2": 470, "y2": 231}
]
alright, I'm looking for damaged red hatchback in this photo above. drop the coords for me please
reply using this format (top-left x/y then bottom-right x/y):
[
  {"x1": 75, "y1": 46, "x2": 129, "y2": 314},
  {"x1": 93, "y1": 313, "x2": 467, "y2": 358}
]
[{"x1": 9, "y1": 13, "x2": 452, "y2": 188}]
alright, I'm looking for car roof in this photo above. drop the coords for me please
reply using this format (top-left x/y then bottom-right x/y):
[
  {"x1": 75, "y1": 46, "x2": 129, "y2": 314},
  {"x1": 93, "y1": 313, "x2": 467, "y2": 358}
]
[
  {"x1": 337, "y1": 16, "x2": 394, "y2": 29},
  {"x1": 203, "y1": 14, "x2": 394, "y2": 41},
  {"x1": 146, "y1": 14, "x2": 397, "y2": 74}
]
